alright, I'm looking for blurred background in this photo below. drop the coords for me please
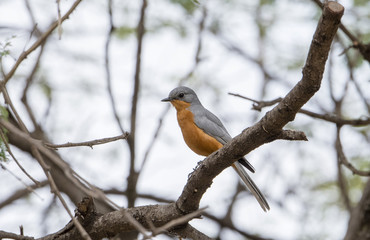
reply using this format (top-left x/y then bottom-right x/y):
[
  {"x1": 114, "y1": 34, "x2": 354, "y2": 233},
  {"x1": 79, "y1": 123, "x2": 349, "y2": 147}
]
[{"x1": 0, "y1": 0, "x2": 369, "y2": 239}]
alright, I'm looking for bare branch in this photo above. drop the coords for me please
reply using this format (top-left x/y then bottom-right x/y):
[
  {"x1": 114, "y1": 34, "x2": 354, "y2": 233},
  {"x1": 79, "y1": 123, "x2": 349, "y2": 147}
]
[
  {"x1": 230, "y1": 93, "x2": 370, "y2": 126},
  {"x1": 44, "y1": 133, "x2": 129, "y2": 149},
  {"x1": 123, "y1": 211, "x2": 150, "y2": 239},
  {"x1": 150, "y1": 207, "x2": 206, "y2": 237},
  {"x1": 311, "y1": 0, "x2": 370, "y2": 62},
  {"x1": 336, "y1": 127, "x2": 370, "y2": 177},
  {"x1": 299, "y1": 109, "x2": 370, "y2": 126},
  {"x1": 126, "y1": 0, "x2": 148, "y2": 208},
  {"x1": 0, "y1": 127, "x2": 40, "y2": 185},
  {"x1": 344, "y1": 179, "x2": 370, "y2": 240},
  {"x1": 46, "y1": 171, "x2": 92, "y2": 240},
  {"x1": 56, "y1": 0, "x2": 63, "y2": 39},
  {"x1": 0, "y1": 180, "x2": 48, "y2": 210},
  {"x1": 229, "y1": 92, "x2": 282, "y2": 111},
  {"x1": 105, "y1": 0, "x2": 126, "y2": 135},
  {"x1": 21, "y1": 43, "x2": 45, "y2": 131},
  {"x1": 0, "y1": 230, "x2": 34, "y2": 240},
  {"x1": 2, "y1": 0, "x2": 83, "y2": 84}
]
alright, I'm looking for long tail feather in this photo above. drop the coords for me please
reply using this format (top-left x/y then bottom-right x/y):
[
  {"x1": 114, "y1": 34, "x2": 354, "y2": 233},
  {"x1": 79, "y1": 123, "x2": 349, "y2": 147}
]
[
  {"x1": 238, "y1": 157, "x2": 255, "y2": 173},
  {"x1": 232, "y1": 162, "x2": 270, "y2": 212}
]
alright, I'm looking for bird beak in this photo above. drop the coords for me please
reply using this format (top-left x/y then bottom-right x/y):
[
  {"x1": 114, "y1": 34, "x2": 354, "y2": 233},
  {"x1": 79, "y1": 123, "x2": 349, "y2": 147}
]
[{"x1": 161, "y1": 97, "x2": 172, "y2": 102}]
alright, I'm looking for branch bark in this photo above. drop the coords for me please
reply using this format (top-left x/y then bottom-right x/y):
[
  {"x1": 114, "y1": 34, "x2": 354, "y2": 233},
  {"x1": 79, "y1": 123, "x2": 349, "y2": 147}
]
[{"x1": 344, "y1": 179, "x2": 370, "y2": 240}]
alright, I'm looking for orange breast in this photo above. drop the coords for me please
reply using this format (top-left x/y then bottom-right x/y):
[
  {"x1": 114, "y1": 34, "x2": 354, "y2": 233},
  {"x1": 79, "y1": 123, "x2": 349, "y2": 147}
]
[{"x1": 171, "y1": 100, "x2": 223, "y2": 156}]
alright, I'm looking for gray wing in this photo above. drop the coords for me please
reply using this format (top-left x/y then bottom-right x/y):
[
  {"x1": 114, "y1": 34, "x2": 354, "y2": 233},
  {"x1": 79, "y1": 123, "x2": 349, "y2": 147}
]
[
  {"x1": 191, "y1": 104, "x2": 256, "y2": 173},
  {"x1": 190, "y1": 105, "x2": 232, "y2": 144}
]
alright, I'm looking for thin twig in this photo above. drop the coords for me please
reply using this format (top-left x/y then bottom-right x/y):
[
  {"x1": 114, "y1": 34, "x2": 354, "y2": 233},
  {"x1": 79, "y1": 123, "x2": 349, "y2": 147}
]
[
  {"x1": 0, "y1": 180, "x2": 48, "y2": 210},
  {"x1": 335, "y1": 126, "x2": 352, "y2": 213},
  {"x1": 2, "y1": 0, "x2": 83, "y2": 84},
  {"x1": 44, "y1": 133, "x2": 129, "y2": 149},
  {"x1": 46, "y1": 170, "x2": 92, "y2": 240},
  {"x1": 56, "y1": 0, "x2": 63, "y2": 39},
  {"x1": 229, "y1": 93, "x2": 370, "y2": 126},
  {"x1": 21, "y1": 42, "x2": 45, "y2": 132},
  {"x1": 0, "y1": 162, "x2": 43, "y2": 201},
  {"x1": 105, "y1": 0, "x2": 125, "y2": 134},
  {"x1": 123, "y1": 211, "x2": 150, "y2": 238},
  {"x1": 0, "y1": 127, "x2": 40, "y2": 185},
  {"x1": 126, "y1": 0, "x2": 148, "y2": 208},
  {"x1": 149, "y1": 207, "x2": 206, "y2": 238},
  {"x1": 0, "y1": 230, "x2": 34, "y2": 240},
  {"x1": 336, "y1": 127, "x2": 370, "y2": 177}
]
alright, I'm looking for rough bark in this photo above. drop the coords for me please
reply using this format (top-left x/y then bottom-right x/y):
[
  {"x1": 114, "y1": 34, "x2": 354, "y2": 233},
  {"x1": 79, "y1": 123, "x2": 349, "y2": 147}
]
[{"x1": 344, "y1": 179, "x2": 370, "y2": 240}]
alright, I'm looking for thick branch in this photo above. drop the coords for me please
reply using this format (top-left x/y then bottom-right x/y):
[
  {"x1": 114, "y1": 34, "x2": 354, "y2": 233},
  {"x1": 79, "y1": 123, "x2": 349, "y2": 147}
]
[
  {"x1": 39, "y1": 201, "x2": 202, "y2": 240},
  {"x1": 311, "y1": 0, "x2": 370, "y2": 63},
  {"x1": 344, "y1": 179, "x2": 370, "y2": 240},
  {"x1": 176, "y1": 1, "x2": 344, "y2": 213}
]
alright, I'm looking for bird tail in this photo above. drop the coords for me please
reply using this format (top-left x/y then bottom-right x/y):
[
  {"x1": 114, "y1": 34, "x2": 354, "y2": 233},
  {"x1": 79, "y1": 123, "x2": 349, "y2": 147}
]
[
  {"x1": 232, "y1": 162, "x2": 270, "y2": 212},
  {"x1": 238, "y1": 157, "x2": 255, "y2": 173}
]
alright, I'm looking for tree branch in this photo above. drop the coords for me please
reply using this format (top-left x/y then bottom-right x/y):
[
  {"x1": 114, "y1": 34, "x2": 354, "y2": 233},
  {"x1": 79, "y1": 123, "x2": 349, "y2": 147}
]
[
  {"x1": 2, "y1": 0, "x2": 83, "y2": 85},
  {"x1": 311, "y1": 0, "x2": 370, "y2": 63},
  {"x1": 0, "y1": 230, "x2": 34, "y2": 240},
  {"x1": 44, "y1": 133, "x2": 129, "y2": 149},
  {"x1": 344, "y1": 178, "x2": 370, "y2": 240},
  {"x1": 336, "y1": 127, "x2": 370, "y2": 177},
  {"x1": 126, "y1": 0, "x2": 148, "y2": 209},
  {"x1": 229, "y1": 93, "x2": 370, "y2": 126}
]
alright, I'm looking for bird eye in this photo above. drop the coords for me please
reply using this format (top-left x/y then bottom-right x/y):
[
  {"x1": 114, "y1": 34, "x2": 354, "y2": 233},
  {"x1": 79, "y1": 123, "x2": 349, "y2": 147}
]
[{"x1": 178, "y1": 93, "x2": 185, "y2": 98}]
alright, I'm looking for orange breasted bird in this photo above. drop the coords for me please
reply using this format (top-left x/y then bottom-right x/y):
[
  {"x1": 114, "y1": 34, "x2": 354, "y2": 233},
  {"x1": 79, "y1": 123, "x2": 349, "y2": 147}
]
[{"x1": 162, "y1": 86, "x2": 270, "y2": 211}]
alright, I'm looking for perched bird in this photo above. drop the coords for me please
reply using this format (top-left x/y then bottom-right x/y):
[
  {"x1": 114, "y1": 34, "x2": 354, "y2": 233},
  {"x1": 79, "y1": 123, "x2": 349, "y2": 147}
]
[{"x1": 162, "y1": 86, "x2": 269, "y2": 211}]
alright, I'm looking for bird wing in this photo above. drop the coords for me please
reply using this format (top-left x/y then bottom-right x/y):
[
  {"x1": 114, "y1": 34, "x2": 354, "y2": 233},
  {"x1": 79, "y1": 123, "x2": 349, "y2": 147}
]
[
  {"x1": 191, "y1": 104, "x2": 255, "y2": 173},
  {"x1": 190, "y1": 105, "x2": 232, "y2": 145}
]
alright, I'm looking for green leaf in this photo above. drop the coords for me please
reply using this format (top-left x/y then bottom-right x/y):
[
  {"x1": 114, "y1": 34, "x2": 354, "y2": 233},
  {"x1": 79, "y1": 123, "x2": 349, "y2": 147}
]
[
  {"x1": 37, "y1": 77, "x2": 52, "y2": 101},
  {"x1": 150, "y1": 20, "x2": 188, "y2": 38},
  {"x1": 0, "y1": 141, "x2": 8, "y2": 163},
  {"x1": 0, "y1": 106, "x2": 9, "y2": 163},
  {"x1": 354, "y1": 0, "x2": 370, "y2": 6},
  {"x1": 169, "y1": 0, "x2": 198, "y2": 15},
  {"x1": 0, "y1": 35, "x2": 16, "y2": 58},
  {"x1": 260, "y1": 0, "x2": 275, "y2": 5},
  {"x1": 0, "y1": 106, "x2": 9, "y2": 120},
  {"x1": 114, "y1": 26, "x2": 136, "y2": 40}
]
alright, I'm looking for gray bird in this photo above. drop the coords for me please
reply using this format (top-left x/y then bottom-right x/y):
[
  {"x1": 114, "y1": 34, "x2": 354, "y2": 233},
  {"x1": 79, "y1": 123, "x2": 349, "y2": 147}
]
[{"x1": 162, "y1": 86, "x2": 270, "y2": 211}]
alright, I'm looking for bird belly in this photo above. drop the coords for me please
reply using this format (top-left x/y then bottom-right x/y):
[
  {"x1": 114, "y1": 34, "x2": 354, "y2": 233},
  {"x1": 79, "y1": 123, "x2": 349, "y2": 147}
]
[{"x1": 176, "y1": 108, "x2": 223, "y2": 156}]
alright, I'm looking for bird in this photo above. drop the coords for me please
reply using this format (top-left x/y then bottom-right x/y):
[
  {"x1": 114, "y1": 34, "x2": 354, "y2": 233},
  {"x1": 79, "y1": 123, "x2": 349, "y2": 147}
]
[{"x1": 161, "y1": 86, "x2": 270, "y2": 212}]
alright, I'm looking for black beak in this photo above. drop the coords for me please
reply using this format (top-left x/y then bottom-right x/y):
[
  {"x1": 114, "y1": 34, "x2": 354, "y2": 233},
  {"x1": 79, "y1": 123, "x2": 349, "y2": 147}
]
[{"x1": 161, "y1": 97, "x2": 172, "y2": 102}]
